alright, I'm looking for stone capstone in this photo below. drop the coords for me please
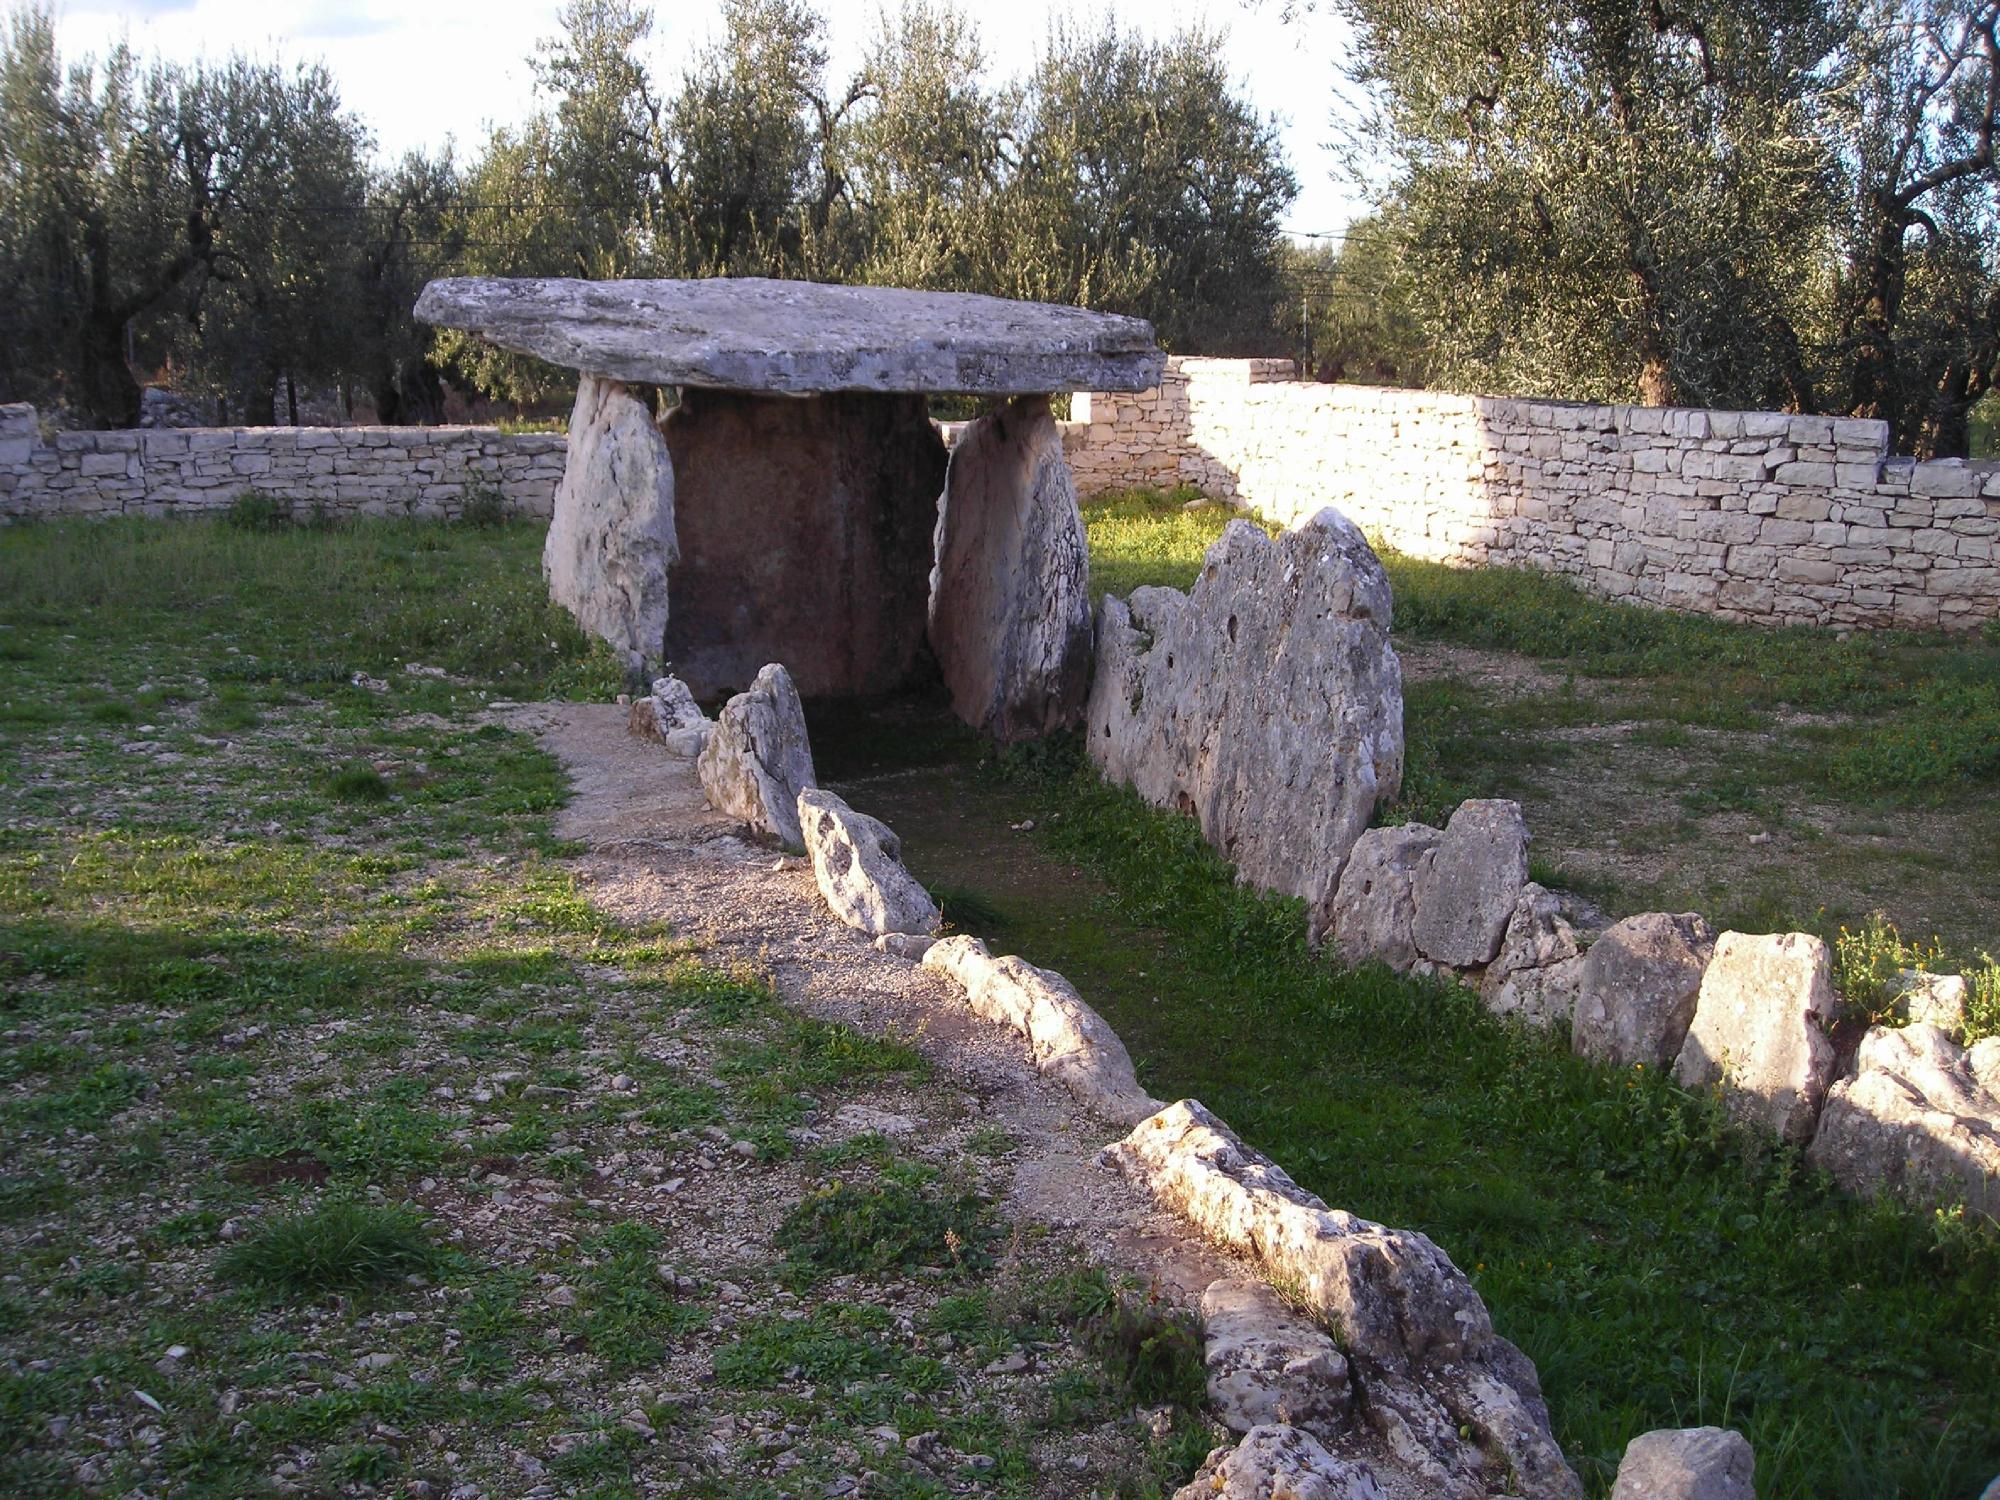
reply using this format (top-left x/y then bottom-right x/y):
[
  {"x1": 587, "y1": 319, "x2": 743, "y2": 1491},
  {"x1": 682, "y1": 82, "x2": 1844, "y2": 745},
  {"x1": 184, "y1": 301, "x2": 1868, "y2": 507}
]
[
  {"x1": 796, "y1": 788, "x2": 941, "y2": 939},
  {"x1": 1674, "y1": 931, "x2": 1838, "y2": 1144},
  {"x1": 1480, "y1": 883, "x2": 1589, "y2": 1029},
  {"x1": 1173, "y1": 1425, "x2": 1388, "y2": 1500},
  {"x1": 1807, "y1": 1022, "x2": 2000, "y2": 1216},
  {"x1": 1086, "y1": 510, "x2": 1404, "y2": 935},
  {"x1": 663, "y1": 388, "x2": 946, "y2": 699},
  {"x1": 1410, "y1": 799, "x2": 1530, "y2": 968},
  {"x1": 1327, "y1": 823, "x2": 1441, "y2": 967},
  {"x1": 545, "y1": 374, "x2": 677, "y2": 672},
  {"x1": 922, "y1": 935, "x2": 1159, "y2": 1127},
  {"x1": 414, "y1": 276, "x2": 1165, "y2": 395},
  {"x1": 1572, "y1": 913, "x2": 1717, "y2": 1070},
  {"x1": 696, "y1": 663, "x2": 817, "y2": 847},
  {"x1": 1201, "y1": 1278, "x2": 1351, "y2": 1441},
  {"x1": 1608, "y1": 1427, "x2": 1755, "y2": 1500},
  {"x1": 928, "y1": 396, "x2": 1094, "y2": 740},
  {"x1": 1106, "y1": 1100, "x2": 1581, "y2": 1500}
]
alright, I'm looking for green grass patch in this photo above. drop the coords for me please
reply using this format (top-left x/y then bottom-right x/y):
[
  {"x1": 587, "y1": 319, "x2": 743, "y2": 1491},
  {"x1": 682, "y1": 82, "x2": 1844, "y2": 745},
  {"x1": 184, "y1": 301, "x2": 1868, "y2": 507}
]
[
  {"x1": 776, "y1": 1178, "x2": 993, "y2": 1281},
  {"x1": 218, "y1": 1199, "x2": 440, "y2": 1298}
]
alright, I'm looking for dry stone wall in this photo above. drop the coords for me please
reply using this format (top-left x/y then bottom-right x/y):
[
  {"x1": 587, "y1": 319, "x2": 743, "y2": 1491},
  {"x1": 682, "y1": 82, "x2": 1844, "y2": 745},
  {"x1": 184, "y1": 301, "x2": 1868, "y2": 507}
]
[
  {"x1": 1066, "y1": 360, "x2": 2000, "y2": 632},
  {"x1": 0, "y1": 403, "x2": 565, "y2": 525}
]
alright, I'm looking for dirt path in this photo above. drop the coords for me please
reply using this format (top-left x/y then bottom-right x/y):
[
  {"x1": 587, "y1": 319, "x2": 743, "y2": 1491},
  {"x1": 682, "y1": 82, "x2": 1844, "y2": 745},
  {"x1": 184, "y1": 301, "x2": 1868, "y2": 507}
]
[{"x1": 504, "y1": 700, "x2": 1232, "y2": 1306}]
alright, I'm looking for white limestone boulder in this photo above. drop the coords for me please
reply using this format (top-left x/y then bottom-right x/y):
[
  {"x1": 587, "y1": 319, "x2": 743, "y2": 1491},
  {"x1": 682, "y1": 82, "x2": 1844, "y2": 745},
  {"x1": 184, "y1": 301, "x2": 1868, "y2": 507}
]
[
  {"x1": 1173, "y1": 1425, "x2": 1387, "y2": 1500},
  {"x1": 1480, "y1": 883, "x2": 1588, "y2": 1029},
  {"x1": 1674, "y1": 931, "x2": 1837, "y2": 1145},
  {"x1": 1410, "y1": 800, "x2": 1530, "y2": 969},
  {"x1": 696, "y1": 663, "x2": 816, "y2": 847},
  {"x1": 1609, "y1": 1427, "x2": 1755, "y2": 1500},
  {"x1": 628, "y1": 675, "x2": 712, "y2": 757},
  {"x1": 1086, "y1": 510, "x2": 1404, "y2": 938},
  {"x1": 1327, "y1": 823, "x2": 1441, "y2": 966},
  {"x1": 545, "y1": 374, "x2": 677, "y2": 672},
  {"x1": 922, "y1": 935, "x2": 1159, "y2": 1127},
  {"x1": 1201, "y1": 1278, "x2": 1352, "y2": 1441},
  {"x1": 1894, "y1": 970, "x2": 1969, "y2": 1038},
  {"x1": 928, "y1": 395, "x2": 1094, "y2": 741},
  {"x1": 1807, "y1": 1022, "x2": 2000, "y2": 1216},
  {"x1": 1572, "y1": 913, "x2": 1716, "y2": 1069},
  {"x1": 796, "y1": 788, "x2": 940, "y2": 939},
  {"x1": 1106, "y1": 1100, "x2": 1581, "y2": 1500}
]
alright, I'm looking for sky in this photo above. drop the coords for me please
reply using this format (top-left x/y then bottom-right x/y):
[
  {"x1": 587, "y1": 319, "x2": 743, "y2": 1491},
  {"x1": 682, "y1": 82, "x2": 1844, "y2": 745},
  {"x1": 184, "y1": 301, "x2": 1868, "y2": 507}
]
[{"x1": 43, "y1": 0, "x2": 1372, "y2": 238}]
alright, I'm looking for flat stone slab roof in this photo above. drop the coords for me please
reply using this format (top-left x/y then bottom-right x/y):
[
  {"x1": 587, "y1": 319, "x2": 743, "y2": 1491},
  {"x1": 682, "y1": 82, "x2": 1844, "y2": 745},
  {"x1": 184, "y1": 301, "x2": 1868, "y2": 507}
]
[{"x1": 414, "y1": 277, "x2": 1164, "y2": 396}]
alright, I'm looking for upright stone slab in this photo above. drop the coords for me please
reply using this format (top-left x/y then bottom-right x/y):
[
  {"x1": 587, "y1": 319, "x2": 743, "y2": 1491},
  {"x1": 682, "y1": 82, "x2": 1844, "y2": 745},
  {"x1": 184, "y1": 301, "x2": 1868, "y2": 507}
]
[
  {"x1": 929, "y1": 396, "x2": 1094, "y2": 740},
  {"x1": 697, "y1": 663, "x2": 817, "y2": 847},
  {"x1": 1609, "y1": 1428, "x2": 1755, "y2": 1500},
  {"x1": 1410, "y1": 799, "x2": 1530, "y2": 969},
  {"x1": 546, "y1": 374, "x2": 677, "y2": 673},
  {"x1": 664, "y1": 389, "x2": 945, "y2": 698},
  {"x1": 1673, "y1": 931, "x2": 1837, "y2": 1144},
  {"x1": 1572, "y1": 913, "x2": 1716, "y2": 1069},
  {"x1": 1086, "y1": 510, "x2": 1404, "y2": 932}
]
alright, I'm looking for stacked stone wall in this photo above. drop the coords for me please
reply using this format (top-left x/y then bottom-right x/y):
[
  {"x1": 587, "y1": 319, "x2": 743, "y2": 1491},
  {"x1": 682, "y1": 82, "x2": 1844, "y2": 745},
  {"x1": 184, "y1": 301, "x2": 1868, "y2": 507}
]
[
  {"x1": 0, "y1": 403, "x2": 566, "y2": 525},
  {"x1": 1066, "y1": 360, "x2": 2000, "y2": 631}
]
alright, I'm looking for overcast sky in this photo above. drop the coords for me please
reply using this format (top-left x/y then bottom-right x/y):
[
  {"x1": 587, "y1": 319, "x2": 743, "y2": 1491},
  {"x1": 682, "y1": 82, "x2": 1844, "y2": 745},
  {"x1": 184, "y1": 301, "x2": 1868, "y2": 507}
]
[{"x1": 45, "y1": 0, "x2": 1371, "y2": 237}]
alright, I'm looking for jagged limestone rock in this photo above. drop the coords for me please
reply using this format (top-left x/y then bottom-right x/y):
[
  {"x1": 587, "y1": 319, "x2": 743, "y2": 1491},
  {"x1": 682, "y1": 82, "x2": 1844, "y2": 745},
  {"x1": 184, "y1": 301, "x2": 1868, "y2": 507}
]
[
  {"x1": 1173, "y1": 1425, "x2": 1388, "y2": 1500},
  {"x1": 545, "y1": 374, "x2": 677, "y2": 672},
  {"x1": 922, "y1": 935, "x2": 1159, "y2": 1126},
  {"x1": 1807, "y1": 1022, "x2": 2000, "y2": 1216},
  {"x1": 1327, "y1": 823, "x2": 1441, "y2": 966},
  {"x1": 796, "y1": 788, "x2": 941, "y2": 939},
  {"x1": 1201, "y1": 1278, "x2": 1352, "y2": 1440},
  {"x1": 629, "y1": 675, "x2": 711, "y2": 757},
  {"x1": 1410, "y1": 799, "x2": 1530, "y2": 969},
  {"x1": 1086, "y1": 510, "x2": 1404, "y2": 936},
  {"x1": 1609, "y1": 1427, "x2": 1755, "y2": 1500},
  {"x1": 928, "y1": 396, "x2": 1094, "y2": 740},
  {"x1": 1480, "y1": 883, "x2": 1588, "y2": 1028},
  {"x1": 1106, "y1": 1100, "x2": 1581, "y2": 1500},
  {"x1": 414, "y1": 275, "x2": 1164, "y2": 395},
  {"x1": 1674, "y1": 931, "x2": 1837, "y2": 1145},
  {"x1": 696, "y1": 663, "x2": 816, "y2": 847},
  {"x1": 1572, "y1": 913, "x2": 1716, "y2": 1070}
]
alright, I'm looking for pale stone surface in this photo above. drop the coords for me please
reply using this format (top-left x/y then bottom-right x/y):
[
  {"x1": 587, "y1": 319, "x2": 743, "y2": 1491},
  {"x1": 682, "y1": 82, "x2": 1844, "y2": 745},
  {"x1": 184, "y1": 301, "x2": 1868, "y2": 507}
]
[
  {"x1": 1107, "y1": 1100, "x2": 1581, "y2": 1500},
  {"x1": 1895, "y1": 970, "x2": 1970, "y2": 1037},
  {"x1": 796, "y1": 788, "x2": 941, "y2": 939},
  {"x1": 1609, "y1": 1427, "x2": 1755, "y2": 1500},
  {"x1": 1410, "y1": 800, "x2": 1530, "y2": 968},
  {"x1": 928, "y1": 396, "x2": 1094, "y2": 740},
  {"x1": 1674, "y1": 932, "x2": 1837, "y2": 1144},
  {"x1": 1572, "y1": 913, "x2": 1716, "y2": 1070},
  {"x1": 696, "y1": 664, "x2": 817, "y2": 847},
  {"x1": 1327, "y1": 824, "x2": 1440, "y2": 966},
  {"x1": 1480, "y1": 883, "x2": 1587, "y2": 1028},
  {"x1": 1172, "y1": 1425, "x2": 1387, "y2": 1500},
  {"x1": 546, "y1": 374, "x2": 677, "y2": 672},
  {"x1": 663, "y1": 388, "x2": 946, "y2": 698},
  {"x1": 872, "y1": 931, "x2": 936, "y2": 962},
  {"x1": 414, "y1": 276, "x2": 1164, "y2": 395},
  {"x1": 922, "y1": 935, "x2": 1159, "y2": 1126},
  {"x1": 1087, "y1": 510, "x2": 1404, "y2": 934},
  {"x1": 629, "y1": 675, "x2": 710, "y2": 752},
  {"x1": 1201, "y1": 1278, "x2": 1351, "y2": 1440},
  {"x1": 1807, "y1": 1022, "x2": 2000, "y2": 1216}
]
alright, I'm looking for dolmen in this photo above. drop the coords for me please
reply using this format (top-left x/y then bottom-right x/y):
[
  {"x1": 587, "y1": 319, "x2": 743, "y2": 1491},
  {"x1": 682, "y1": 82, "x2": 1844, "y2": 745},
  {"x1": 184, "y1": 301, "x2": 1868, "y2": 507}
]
[{"x1": 415, "y1": 276, "x2": 1163, "y2": 740}]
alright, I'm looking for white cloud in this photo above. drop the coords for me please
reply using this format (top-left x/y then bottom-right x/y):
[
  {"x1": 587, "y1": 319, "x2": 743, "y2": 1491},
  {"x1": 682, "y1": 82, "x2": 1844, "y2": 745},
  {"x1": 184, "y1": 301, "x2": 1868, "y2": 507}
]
[{"x1": 50, "y1": 0, "x2": 1369, "y2": 231}]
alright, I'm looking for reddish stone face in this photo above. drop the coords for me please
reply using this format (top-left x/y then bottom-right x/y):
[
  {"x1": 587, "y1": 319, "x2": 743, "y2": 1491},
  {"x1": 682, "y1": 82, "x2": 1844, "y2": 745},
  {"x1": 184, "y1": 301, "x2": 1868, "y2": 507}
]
[{"x1": 662, "y1": 388, "x2": 948, "y2": 700}]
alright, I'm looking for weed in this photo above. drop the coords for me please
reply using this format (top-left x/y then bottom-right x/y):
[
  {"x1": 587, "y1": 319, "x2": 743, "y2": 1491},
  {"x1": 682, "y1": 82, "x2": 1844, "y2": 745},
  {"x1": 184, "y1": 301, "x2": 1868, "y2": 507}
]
[
  {"x1": 458, "y1": 486, "x2": 510, "y2": 528},
  {"x1": 775, "y1": 1179, "x2": 992, "y2": 1280},
  {"x1": 327, "y1": 763, "x2": 392, "y2": 802},
  {"x1": 218, "y1": 1198, "x2": 437, "y2": 1298},
  {"x1": 225, "y1": 491, "x2": 293, "y2": 532}
]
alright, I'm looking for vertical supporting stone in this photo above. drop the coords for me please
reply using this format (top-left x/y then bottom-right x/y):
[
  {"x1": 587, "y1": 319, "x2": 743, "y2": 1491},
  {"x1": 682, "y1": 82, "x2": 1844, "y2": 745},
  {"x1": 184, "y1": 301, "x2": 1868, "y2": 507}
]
[
  {"x1": 928, "y1": 394, "x2": 1094, "y2": 741},
  {"x1": 663, "y1": 389, "x2": 946, "y2": 700},
  {"x1": 545, "y1": 374, "x2": 678, "y2": 676}
]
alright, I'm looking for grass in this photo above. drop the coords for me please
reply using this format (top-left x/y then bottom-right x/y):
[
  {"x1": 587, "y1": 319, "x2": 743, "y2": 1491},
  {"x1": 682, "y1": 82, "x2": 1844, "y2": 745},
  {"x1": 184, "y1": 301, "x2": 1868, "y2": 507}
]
[
  {"x1": 776, "y1": 1175, "x2": 993, "y2": 1280},
  {"x1": 218, "y1": 1198, "x2": 439, "y2": 1297},
  {"x1": 0, "y1": 512, "x2": 1218, "y2": 1499}
]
